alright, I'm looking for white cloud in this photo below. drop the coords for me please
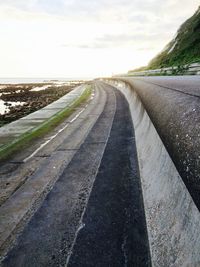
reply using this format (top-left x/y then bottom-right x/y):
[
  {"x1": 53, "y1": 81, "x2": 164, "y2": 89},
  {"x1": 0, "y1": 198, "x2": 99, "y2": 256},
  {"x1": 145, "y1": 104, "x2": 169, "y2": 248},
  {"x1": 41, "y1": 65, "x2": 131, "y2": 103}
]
[{"x1": 0, "y1": 0, "x2": 199, "y2": 77}]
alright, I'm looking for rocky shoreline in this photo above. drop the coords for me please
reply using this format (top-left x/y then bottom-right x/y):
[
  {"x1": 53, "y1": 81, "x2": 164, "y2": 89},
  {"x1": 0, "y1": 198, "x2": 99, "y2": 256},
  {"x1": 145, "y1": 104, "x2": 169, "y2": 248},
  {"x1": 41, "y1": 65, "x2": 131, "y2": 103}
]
[{"x1": 0, "y1": 81, "x2": 84, "y2": 127}]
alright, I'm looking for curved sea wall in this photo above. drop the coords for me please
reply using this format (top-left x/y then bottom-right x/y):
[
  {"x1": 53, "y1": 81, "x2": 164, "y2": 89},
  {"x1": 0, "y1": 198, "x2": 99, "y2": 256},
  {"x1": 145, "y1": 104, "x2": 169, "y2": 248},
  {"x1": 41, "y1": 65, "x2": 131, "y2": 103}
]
[{"x1": 105, "y1": 79, "x2": 200, "y2": 267}]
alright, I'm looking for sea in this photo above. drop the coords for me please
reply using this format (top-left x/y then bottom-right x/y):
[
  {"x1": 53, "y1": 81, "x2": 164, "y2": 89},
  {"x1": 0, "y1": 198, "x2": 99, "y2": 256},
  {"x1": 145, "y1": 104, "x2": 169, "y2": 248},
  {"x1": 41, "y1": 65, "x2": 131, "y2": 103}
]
[{"x1": 0, "y1": 77, "x2": 94, "y2": 84}]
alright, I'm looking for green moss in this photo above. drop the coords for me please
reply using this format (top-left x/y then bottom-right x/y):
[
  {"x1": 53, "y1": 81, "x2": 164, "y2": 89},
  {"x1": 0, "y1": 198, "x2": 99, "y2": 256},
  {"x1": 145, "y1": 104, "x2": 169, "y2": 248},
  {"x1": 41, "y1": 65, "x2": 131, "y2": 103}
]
[
  {"x1": 0, "y1": 86, "x2": 92, "y2": 162},
  {"x1": 144, "y1": 7, "x2": 200, "y2": 70}
]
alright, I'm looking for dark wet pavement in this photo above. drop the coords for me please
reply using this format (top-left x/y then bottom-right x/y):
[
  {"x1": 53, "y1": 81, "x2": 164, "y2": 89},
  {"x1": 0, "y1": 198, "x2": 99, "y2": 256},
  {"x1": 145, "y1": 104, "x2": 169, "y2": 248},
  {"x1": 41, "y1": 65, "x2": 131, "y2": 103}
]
[{"x1": 2, "y1": 83, "x2": 150, "y2": 267}]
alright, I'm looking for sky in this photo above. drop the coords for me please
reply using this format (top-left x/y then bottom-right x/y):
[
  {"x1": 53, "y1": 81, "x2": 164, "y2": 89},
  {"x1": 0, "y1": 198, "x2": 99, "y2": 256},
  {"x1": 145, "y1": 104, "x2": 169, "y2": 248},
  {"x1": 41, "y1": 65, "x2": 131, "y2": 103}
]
[{"x1": 0, "y1": 0, "x2": 199, "y2": 78}]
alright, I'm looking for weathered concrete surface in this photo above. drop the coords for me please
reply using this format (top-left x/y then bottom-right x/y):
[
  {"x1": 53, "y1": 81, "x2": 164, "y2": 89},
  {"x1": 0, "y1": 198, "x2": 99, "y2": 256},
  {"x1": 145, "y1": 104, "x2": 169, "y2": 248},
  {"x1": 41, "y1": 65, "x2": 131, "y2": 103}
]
[
  {"x1": 120, "y1": 76, "x2": 200, "y2": 211},
  {"x1": 0, "y1": 84, "x2": 105, "y2": 256},
  {"x1": 68, "y1": 88, "x2": 150, "y2": 267},
  {"x1": 107, "y1": 80, "x2": 200, "y2": 267},
  {"x1": 1, "y1": 83, "x2": 116, "y2": 266},
  {"x1": 1, "y1": 78, "x2": 200, "y2": 267},
  {"x1": 1, "y1": 82, "x2": 150, "y2": 267},
  {"x1": 0, "y1": 85, "x2": 86, "y2": 147}
]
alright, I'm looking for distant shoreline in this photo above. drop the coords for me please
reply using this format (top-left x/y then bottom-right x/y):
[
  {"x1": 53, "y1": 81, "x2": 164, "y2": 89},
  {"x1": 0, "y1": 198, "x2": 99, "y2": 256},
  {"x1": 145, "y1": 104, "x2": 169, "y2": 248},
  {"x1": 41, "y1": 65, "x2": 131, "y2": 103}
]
[{"x1": 0, "y1": 77, "x2": 94, "y2": 84}]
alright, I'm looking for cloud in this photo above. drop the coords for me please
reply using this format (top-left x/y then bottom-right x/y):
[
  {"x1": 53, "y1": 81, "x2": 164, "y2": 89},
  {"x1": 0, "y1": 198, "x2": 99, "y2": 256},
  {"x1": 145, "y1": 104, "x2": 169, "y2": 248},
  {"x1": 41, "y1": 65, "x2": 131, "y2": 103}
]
[
  {"x1": 1, "y1": 0, "x2": 198, "y2": 19},
  {"x1": 0, "y1": 0, "x2": 200, "y2": 76},
  {"x1": 61, "y1": 30, "x2": 174, "y2": 51},
  {"x1": 3, "y1": 0, "x2": 197, "y2": 53}
]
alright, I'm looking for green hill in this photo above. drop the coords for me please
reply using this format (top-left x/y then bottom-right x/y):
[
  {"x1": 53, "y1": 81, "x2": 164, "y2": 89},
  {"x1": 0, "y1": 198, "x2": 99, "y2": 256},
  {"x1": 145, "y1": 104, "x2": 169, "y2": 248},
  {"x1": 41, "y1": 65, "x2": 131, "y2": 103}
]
[{"x1": 147, "y1": 7, "x2": 200, "y2": 69}]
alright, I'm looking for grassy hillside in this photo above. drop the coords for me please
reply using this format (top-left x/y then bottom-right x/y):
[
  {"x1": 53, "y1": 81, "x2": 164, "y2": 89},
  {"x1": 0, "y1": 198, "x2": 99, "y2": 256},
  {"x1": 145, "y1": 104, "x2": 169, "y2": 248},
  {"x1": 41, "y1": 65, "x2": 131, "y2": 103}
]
[{"x1": 147, "y1": 7, "x2": 200, "y2": 69}]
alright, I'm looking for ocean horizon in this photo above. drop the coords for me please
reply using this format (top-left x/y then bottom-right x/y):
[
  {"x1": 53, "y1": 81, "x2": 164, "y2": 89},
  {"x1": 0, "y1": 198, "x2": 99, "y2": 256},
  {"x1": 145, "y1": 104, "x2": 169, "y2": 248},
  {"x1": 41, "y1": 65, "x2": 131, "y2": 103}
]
[{"x1": 0, "y1": 77, "x2": 95, "y2": 84}]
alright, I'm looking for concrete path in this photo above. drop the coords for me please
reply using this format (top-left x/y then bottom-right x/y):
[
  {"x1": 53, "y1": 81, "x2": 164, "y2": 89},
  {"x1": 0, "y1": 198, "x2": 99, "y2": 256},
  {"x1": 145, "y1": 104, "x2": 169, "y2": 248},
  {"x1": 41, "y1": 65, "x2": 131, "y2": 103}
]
[
  {"x1": 68, "y1": 87, "x2": 150, "y2": 267},
  {"x1": 0, "y1": 82, "x2": 150, "y2": 266},
  {"x1": 0, "y1": 83, "x2": 102, "y2": 253},
  {"x1": 1, "y1": 78, "x2": 200, "y2": 267}
]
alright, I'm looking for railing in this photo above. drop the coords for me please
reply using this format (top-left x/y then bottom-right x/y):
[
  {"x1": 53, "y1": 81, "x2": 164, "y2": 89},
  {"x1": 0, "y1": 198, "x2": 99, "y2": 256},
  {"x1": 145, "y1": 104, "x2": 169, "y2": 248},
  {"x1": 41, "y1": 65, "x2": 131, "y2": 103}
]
[{"x1": 125, "y1": 62, "x2": 200, "y2": 76}]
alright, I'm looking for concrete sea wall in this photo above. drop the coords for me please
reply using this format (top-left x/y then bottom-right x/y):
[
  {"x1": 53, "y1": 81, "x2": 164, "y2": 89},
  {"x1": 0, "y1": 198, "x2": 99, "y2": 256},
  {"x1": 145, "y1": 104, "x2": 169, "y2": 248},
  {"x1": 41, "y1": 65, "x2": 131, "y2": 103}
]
[{"x1": 106, "y1": 80, "x2": 200, "y2": 267}]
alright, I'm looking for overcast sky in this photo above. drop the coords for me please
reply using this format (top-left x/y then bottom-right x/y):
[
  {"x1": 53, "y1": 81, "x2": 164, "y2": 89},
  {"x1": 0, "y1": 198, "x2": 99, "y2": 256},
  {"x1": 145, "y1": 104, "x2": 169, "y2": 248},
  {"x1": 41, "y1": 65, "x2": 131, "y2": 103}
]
[{"x1": 0, "y1": 0, "x2": 199, "y2": 78}]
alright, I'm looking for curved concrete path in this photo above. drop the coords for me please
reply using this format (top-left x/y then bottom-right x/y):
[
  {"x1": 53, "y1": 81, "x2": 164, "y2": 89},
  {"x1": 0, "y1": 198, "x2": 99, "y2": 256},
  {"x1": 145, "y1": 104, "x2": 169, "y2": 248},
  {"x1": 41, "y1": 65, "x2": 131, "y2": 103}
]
[
  {"x1": 0, "y1": 82, "x2": 150, "y2": 266},
  {"x1": 1, "y1": 79, "x2": 200, "y2": 267}
]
